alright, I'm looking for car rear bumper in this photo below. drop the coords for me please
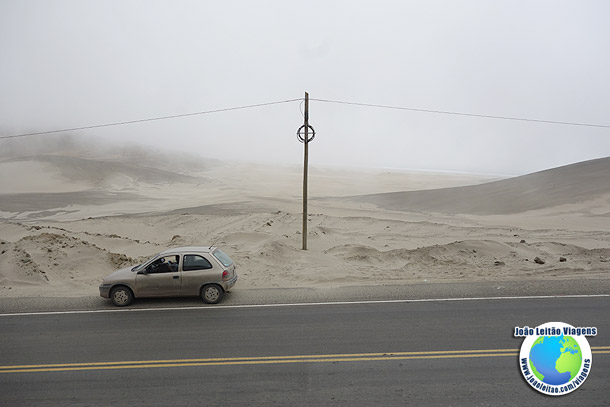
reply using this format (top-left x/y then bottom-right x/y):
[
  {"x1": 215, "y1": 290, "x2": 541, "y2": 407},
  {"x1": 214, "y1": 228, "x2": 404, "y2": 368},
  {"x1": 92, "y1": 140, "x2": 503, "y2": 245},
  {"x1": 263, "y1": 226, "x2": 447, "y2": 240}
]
[
  {"x1": 224, "y1": 272, "x2": 238, "y2": 290},
  {"x1": 99, "y1": 284, "x2": 112, "y2": 298}
]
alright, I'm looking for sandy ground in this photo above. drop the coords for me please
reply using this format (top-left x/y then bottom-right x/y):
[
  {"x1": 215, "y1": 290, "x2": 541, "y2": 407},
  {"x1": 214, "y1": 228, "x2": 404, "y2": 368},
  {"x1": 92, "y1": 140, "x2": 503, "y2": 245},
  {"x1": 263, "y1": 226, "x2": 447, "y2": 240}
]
[{"x1": 0, "y1": 151, "x2": 609, "y2": 298}]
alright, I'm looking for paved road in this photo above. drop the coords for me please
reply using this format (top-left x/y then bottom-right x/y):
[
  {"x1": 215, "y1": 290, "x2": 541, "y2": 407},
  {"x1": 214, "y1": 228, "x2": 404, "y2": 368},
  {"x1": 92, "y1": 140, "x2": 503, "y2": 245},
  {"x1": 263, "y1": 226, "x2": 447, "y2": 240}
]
[{"x1": 1, "y1": 297, "x2": 609, "y2": 406}]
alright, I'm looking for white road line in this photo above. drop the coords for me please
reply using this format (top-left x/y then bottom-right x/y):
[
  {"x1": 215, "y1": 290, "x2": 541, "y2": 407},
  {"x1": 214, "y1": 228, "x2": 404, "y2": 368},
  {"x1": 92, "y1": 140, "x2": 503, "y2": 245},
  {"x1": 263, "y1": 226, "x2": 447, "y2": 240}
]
[{"x1": 0, "y1": 294, "x2": 608, "y2": 317}]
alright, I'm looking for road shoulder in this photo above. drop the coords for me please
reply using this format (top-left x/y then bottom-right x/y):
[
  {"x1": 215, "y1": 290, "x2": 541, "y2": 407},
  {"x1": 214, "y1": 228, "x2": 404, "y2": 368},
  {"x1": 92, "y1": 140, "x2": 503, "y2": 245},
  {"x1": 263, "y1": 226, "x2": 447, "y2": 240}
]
[{"x1": 1, "y1": 278, "x2": 609, "y2": 314}]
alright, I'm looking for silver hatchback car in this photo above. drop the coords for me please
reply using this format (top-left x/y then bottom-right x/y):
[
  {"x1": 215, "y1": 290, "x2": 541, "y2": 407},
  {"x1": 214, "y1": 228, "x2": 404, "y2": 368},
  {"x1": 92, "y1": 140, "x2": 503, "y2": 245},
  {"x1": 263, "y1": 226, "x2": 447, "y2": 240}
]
[{"x1": 99, "y1": 246, "x2": 237, "y2": 306}]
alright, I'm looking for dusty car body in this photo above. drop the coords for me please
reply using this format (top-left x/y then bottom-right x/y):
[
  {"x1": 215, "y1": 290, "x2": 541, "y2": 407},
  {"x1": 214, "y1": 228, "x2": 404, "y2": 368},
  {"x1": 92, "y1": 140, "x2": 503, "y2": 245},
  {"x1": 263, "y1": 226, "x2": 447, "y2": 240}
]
[{"x1": 99, "y1": 246, "x2": 237, "y2": 306}]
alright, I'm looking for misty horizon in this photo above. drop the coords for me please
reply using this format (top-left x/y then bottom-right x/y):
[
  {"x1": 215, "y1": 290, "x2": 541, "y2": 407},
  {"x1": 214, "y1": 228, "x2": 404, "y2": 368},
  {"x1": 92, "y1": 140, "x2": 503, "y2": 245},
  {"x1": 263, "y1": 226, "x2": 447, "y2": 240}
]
[{"x1": 2, "y1": 1, "x2": 610, "y2": 175}]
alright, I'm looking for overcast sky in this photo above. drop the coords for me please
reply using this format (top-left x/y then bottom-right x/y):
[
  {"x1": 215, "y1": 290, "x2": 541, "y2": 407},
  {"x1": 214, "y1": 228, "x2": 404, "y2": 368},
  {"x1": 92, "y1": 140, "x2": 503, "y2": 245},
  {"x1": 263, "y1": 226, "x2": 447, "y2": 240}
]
[{"x1": 1, "y1": 0, "x2": 609, "y2": 175}]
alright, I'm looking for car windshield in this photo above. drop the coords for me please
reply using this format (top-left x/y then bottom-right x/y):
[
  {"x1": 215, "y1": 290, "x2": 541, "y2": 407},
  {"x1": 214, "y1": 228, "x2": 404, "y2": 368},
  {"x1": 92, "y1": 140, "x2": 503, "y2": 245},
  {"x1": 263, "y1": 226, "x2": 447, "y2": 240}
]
[
  {"x1": 132, "y1": 254, "x2": 160, "y2": 272},
  {"x1": 212, "y1": 249, "x2": 233, "y2": 267}
]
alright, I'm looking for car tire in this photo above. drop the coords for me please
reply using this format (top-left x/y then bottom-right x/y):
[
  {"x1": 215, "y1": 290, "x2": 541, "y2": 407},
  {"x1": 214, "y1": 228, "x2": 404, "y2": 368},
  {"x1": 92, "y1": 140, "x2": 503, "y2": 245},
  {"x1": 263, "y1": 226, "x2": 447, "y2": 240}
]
[
  {"x1": 201, "y1": 284, "x2": 223, "y2": 304},
  {"x1": 111, "y1": 286, "x2": 134, "y2": 307}
]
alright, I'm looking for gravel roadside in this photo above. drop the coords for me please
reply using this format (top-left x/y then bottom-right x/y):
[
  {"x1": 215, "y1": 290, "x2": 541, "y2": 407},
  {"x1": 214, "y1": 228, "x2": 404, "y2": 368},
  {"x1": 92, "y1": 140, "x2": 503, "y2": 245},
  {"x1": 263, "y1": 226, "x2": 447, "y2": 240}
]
[{"x1": 1, "y1": 279, "x2": 609, "y2": 314}]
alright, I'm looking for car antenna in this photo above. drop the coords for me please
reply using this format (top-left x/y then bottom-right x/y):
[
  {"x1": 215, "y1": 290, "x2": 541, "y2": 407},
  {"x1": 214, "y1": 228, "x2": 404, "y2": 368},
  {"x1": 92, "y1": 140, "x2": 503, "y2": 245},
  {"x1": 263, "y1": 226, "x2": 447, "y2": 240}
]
[{"x1": 209, "y1": 236, "x2": 221, "y2": 250}]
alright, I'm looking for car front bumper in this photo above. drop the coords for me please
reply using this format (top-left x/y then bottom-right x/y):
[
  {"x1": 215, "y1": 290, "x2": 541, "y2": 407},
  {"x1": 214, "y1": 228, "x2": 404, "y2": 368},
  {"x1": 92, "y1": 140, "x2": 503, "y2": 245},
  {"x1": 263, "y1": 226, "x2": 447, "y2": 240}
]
[{"x1": 99, "y1": 284, "x2": 112, "y2": 298}]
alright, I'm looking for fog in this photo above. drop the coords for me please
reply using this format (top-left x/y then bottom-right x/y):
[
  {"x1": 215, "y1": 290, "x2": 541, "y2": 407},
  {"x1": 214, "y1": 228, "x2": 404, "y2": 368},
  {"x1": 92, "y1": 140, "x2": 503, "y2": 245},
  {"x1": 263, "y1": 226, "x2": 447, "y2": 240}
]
[{"x1": 1, "y1": 0, "x2": 610, "y2": 175}]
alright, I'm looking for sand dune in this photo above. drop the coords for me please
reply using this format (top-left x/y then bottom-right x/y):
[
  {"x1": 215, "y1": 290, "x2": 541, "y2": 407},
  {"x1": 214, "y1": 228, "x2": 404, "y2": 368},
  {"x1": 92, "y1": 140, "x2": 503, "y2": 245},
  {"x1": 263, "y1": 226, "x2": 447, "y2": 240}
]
[
  {"x1": 1, "y1": 210, "x2": 609, "y2": 297},
  {"x1": 0, "y1": 153, "x2": 214, "y2": 218},
  {"x1": 0, "y1": 151, "x2": 496, "y2": 220},
  {"x1": 0, "y1": 155, "x2": 207, "y2": 193},
  {"x1": 348, "y1": 157, "x2": 610, "y2": 215},
  {"x1": 0, "y1": 148, "x2": 609, "y2": 299},
  {"x1": 0, "y1": 231, "x2": 135, "y2": 295}
]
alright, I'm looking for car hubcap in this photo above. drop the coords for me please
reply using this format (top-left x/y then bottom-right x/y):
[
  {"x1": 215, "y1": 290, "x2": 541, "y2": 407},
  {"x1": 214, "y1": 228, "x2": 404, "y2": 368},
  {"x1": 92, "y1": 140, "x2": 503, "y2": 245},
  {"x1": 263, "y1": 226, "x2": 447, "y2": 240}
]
[
  {"x1": 114, "y1": 290, "x2": 128, "y2": 305},
  {"x1": 205, "y1": 287, "x2": 219, "y2": 302}
]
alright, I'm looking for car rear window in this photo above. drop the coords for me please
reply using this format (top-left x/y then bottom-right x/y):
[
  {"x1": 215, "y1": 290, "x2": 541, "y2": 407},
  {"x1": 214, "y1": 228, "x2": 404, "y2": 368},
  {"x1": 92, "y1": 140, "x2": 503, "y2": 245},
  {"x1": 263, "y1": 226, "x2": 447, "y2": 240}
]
[
  {"x1": 183, "y1": 255, "x2": 213, "y2": 271},
  {"x1": 212, "y1": 249, "x2": 233, "y2": 267}
]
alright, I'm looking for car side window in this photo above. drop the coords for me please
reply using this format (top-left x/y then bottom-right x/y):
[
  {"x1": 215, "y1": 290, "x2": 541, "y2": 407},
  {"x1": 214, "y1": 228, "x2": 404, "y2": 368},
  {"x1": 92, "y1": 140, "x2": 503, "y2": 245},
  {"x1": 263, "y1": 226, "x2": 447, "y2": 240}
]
[
  {"x1": 147, "y1": 256, "x2": 179, "y2": 274},
  {"x1": 183, "y1": 255, "x2": 213, "y2": 271}
]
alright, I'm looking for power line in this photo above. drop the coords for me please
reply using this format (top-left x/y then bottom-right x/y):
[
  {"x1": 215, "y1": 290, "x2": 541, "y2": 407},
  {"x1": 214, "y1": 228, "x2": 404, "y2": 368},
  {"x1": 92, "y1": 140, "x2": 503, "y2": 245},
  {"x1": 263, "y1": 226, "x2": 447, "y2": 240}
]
[
  {"x1": 3, "y1": 96, "x2": 609, "y2": 141},
  {"x1": 310, "y1": 98, "x2": 610, "y2": 129},
  {"x1": 0, "y1": 98, "x2": 302, "y2": 140}
]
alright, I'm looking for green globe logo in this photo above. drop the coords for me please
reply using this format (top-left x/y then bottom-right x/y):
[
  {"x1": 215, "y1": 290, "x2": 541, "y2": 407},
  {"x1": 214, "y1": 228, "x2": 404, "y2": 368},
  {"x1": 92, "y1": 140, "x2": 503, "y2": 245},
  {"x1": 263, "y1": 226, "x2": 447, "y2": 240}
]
[
  {"x1": 528, "y1": 335, "x2": 582, "y2": 386},
  {"x1": 517, "y1": 322, "x2": 594, "y2": 396}
]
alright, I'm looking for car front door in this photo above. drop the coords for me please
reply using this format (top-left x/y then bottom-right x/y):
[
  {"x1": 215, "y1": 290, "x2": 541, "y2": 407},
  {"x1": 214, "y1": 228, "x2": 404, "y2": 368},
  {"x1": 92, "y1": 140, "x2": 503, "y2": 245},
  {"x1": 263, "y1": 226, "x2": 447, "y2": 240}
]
[{"x1": 136, "y1": 255, "x2": 181, "y2": 297}]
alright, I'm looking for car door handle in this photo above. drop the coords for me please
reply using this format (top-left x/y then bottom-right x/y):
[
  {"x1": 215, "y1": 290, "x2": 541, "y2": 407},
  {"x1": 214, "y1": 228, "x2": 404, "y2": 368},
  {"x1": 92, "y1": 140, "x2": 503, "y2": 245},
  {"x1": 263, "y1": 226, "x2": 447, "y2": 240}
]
[{"x1": 173, "y1": 276, "x2": 179, "y2": 280}]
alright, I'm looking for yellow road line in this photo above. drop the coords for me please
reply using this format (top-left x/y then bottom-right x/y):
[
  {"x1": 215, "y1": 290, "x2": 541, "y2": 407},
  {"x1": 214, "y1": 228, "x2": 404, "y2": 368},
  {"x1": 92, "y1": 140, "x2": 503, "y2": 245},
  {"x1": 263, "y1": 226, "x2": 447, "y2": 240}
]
[
  {"x1": 0, "y1": 349, "x2": 517, "y2": 370},
  {"x1": 1, "y1": 347, "x2": 608, "y2": 374},
  {"x1": 0, "y1": 353, "x2": 518, "y2": 373}
]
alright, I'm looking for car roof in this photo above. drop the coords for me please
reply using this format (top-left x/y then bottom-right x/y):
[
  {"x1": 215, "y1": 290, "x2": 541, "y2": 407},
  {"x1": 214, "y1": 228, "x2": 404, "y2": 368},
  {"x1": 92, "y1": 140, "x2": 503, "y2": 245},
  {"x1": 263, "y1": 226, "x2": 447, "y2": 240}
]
[{"x1": 159, "y1": 246, "x2": 216, "y2": 255}]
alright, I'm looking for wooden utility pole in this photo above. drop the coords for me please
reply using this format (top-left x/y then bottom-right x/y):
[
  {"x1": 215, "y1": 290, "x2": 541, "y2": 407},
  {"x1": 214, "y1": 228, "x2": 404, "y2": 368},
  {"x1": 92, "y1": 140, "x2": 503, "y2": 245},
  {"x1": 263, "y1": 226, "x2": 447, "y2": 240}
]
[{"x1": 302, "y1": 92, "x2": 309, "y2": 250}]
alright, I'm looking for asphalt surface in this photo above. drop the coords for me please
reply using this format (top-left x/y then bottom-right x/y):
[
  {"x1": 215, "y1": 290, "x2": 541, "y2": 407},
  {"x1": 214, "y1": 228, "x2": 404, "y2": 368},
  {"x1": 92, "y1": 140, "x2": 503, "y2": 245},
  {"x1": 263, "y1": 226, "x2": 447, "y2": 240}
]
[{"x1": 1, "y1": 295, "x2": 609, "y2": 406}]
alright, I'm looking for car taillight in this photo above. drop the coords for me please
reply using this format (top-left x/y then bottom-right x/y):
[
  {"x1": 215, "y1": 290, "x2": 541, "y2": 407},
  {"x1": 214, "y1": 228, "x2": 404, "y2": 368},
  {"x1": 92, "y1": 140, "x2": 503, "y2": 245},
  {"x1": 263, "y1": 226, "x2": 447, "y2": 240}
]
[{"x1": 222, "y1": 270, "x2": 229, "y2": 281}]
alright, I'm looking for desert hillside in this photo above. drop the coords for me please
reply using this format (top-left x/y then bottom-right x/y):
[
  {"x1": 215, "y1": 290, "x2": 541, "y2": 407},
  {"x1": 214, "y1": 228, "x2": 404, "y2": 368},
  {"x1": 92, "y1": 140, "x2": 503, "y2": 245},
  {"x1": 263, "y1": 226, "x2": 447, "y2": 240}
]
[
  {"x1": 0, "y1": 147, "x2": 609, "y2": 299},
  {"x1": 0, "y1": 147, "x2": 493, "y2": 220},
  {"x1": 347, "y1": 157, "x2": 610, "y2": 215}
]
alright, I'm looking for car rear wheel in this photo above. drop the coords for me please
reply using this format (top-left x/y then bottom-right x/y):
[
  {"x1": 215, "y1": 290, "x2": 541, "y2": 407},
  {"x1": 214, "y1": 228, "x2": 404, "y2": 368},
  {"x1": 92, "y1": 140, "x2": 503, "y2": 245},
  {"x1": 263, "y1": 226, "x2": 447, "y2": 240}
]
[
  {"x1": 111, "y1": 286, "x2": 133, "y2": 307},
  {"x1": 201, "y1": 284, "x2": 223, "y2": 304}
]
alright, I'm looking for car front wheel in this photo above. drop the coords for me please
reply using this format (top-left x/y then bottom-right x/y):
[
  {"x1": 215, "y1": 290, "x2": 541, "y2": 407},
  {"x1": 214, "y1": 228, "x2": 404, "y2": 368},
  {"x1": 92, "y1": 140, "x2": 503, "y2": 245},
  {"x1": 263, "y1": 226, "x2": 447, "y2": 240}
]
[
  {"x1": 201, "y1": 284, "x2": 223, "y2": 304},
  {"x1": 111, "y1": 286, "x2": 134, "y2": 307}
]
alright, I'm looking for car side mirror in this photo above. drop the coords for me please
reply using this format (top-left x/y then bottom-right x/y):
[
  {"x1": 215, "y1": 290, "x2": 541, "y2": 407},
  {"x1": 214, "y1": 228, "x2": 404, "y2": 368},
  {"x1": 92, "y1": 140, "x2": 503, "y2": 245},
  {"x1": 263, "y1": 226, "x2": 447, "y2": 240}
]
[{"x1": 138, "y1": 269, "x2": 148, "y2": 275}]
